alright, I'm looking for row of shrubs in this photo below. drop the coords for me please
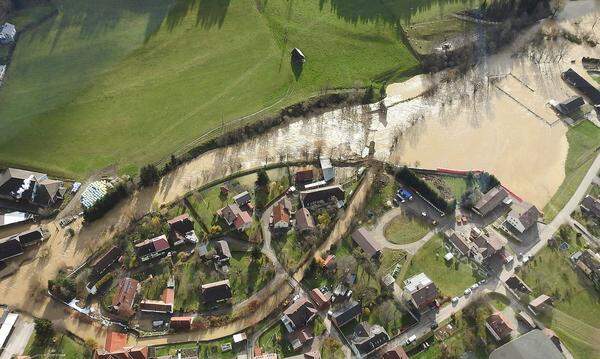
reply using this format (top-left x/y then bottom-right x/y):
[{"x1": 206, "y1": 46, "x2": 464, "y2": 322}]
[{"x1": 395, "y1": 166, "x2": 454, "y2": 213}]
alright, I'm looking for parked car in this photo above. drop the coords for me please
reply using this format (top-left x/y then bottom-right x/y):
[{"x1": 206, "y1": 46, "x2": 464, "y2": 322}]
[
  {"x1": 405, "y1": 335, "x2": 417, "y2": 345},
  {"x1": 471, "y1": 283, "x2": 479, "y2": 290},
  {"x1": 478, "y1": 279, "x2": 486, "y2": 285},
  {"x1": 430, "y1": 323, "x2": 438, "y2": 330},
  {"x1": 421, "y1": 211, "x2": 427, "y2": 217},
  {"x1": 451, "y1": 297, "x2": 459, "y2": 304},
  {"x1": 464, "y1": 288, "x2": 472, "y2": 295}
]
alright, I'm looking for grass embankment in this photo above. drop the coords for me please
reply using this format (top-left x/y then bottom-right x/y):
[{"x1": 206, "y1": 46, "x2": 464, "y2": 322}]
[
  {"x1": 384, "y1": 212, "x2": 431, "y2": 245},
  {"x1": 520, "y1": 246, "x2": 600, "y2": 358},
  {"x1": 0, "y1": 0, "x2": 420, "y2": 178},
  {"x1": 404, "y1": 234, "x2": 481, "y2": 297},
  {"x1": 544, "y1": 121, "x2": 600, "y2": 221}
]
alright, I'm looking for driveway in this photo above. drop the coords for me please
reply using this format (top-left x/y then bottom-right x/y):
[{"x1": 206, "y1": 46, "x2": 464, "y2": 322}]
[{"x1": 0, "y1": 315, "x2": 34, "y2": 359}]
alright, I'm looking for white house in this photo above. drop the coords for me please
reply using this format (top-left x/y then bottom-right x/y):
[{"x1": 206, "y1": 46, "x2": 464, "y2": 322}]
[
  {"x1": 0, "y1": 23, "x2": 16, "y2": 44},
  {"x1": 506, "y1": 202, "x2": 540, "y2": 233}
]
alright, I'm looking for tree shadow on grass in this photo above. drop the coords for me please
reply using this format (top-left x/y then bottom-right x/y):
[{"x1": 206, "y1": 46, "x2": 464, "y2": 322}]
[
  {"x1": 163, "y1": 0, "x2": 231, "y2": 32},
  {"x1": 291, "y1": 58, "x2": 303, "y2": 81}
]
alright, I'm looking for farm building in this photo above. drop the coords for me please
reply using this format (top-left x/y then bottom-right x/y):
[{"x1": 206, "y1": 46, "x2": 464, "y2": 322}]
[
  {"x1": 403, "y1": 272, "x2": 438, "y2": 313},
  {"x1": 351, "y1": 227, "x2": 381, "y2": 259},
  {"x1": 291, "y1": 48, "x2": 306, "y2": 63},
  {"x1": 472, "y1": 186, "x2": 508, "y2": 217},
  {"x1": 0, "y1": 168, "x2": 65, "y2": 209},
  {"x1": 549, "y1": 96, "x2": 584, "y2": 115},
  {"x1": 561, "y1": 68, "x2": 600, "y2": 105},
  {"x1": 506, "y1": 202, "x2": 540, "y2": 233}
]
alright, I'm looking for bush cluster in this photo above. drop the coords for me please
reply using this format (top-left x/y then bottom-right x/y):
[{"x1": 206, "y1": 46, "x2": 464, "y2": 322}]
[{"x1": 395, "y1": 166, "x2": 452, "y2": 212}]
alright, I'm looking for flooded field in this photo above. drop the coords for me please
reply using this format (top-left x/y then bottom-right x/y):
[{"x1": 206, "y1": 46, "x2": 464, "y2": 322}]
[{"x1": 152, "y1": 1, "x2": 600, "y2": 209}]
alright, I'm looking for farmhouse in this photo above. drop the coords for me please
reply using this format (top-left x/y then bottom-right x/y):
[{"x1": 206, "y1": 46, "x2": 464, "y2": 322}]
[
  {"x1": 134, "y1": 235, "x2": 170, "y2": 262},
  {"x1": 447, "y1": 228, "x2": 507, "y2": 265},
  {"x1": 0, "y1": 23, "x2": 16, "y2": 44},
  {"x1": 351, "y1": 227, "x2": 381, "y2": 259},
  {"x1": 403, "y1": 272, "x2": 438, "y2": 313},
  {"x1": 319, "y1": 156, "x2": 335, "y2": 182},
  {"x1": 201, "y1": 279, "x2": 232, "y2": 303},
  {"x1": 581, "y1": 195, "x2": 600, "y2": 218},
  {"x1": 561, "y1": 68, "x2": 600, "y2": 105},
  {"x1": 330, "y1": 300, "x2": 361, "y2": 327},
  {"x1": 300, "y1": 185, "x2": 344, "y2": 208},
  {"x1": 310, "y1": 288, "x2": 331, "y2": 309},
  {"x1": 489, "y1": 329, "x2": 563, "y2": 359},
  {"x1": 233, "y1": 191, "x2": 251, "y2": 207},
  {"x1": 94, "y1": 330, "x2": 148, "y2": 359},
  {"x1": 111, "y1": 278, "x2": 139, "y2": 318},
  {"x1": 281, "y1": 297, "x2": 317, "y2": 333},
  {"x1": 506, "y1": 202, "x2": 540, "y2": 233},
  {"x1": 167, "y1": 214, "x2": 197, "y2": 245},
  {"x1": 91, "y1": 246, "x2": 122, "y2": 277},
  {"x1": 485, "y1": 312, "x2": 514, "y2": 342},
  {"x1": 295, "y1": 208, "x2": 315, "y2": 233},
  {"x1": 217, "y1": 203, "x2": 252, "y2": 231},
  {"x1": 351, "y1": 322, "x2": 389, "y2": 356},
  {"x1": 140, "y1": 288, "x2": 174, "y2": 313},
  {"x1": 0, "y1": 168, "x2": 65, "y2": 209},
  {"x1": 472, "y1": 186, "x2": 508, "y2": 216},
  {"x1": 215, "y1": 240, "x2": 232, "y2": 262}
]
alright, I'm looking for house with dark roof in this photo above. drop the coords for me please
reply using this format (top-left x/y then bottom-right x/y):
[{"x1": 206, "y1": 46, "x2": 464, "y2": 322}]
[
  {"x1": 139, "y1": 288, "x2": 174, "y2": 313},
  {"x1": 0, "y1": 237, "x2": 23, "y2": 261},
  {"x1": 295, "y1": 168, "x2": 314, "y2": 185},
  {"x1": 572, "y1": 249, "x2": 600, "y2": 288},
  {"x1": 300, "y1": 185, "x2": 345, "y2": 208},
  {"x1": 0, "y1": 168, "x2": 65, "y2": 209},
  {"x1": 281, "y1": 297, "x2": 318, "y2": 333},
  {"x1": 505, "y1": 275, "x2": 532, "y2": 294},
  {"x1": 552, "y1": 95, "x2": 585, "y2": 115},
  {"x1": 233, "y1": 191, "x2": 252, "y2": 207},
  {"x1": 201, "y1": 280, "x2": 232, "y2": 303},
  {"x1": 447, "y1": 227, "x2": 507, "y2": 265},
  {"x1": 403, "y1": 273, "x2": 438, "y2": 313},
  {"x1": 581, "y1": 195, "x2": 600, "y2": 218},
  {"x1": 167, "y1": 214, "x2": 197, "y2": 246},
  {"x1": 134, "y1": 235, "x2": 170, "y2": 262},
  {"x1": 489, "y1": 329, "x2": 563, "y2": 359},
  {"x1": 382, "y1": 346, "x2": 409, "y2": 359},
  {"x1": 215, "y1": 240, "x2": 232, "y2": 264},
  {"x1": 295, "y1": 208, "x2": 315, "y2": 234},
  {"x1": 330, "y1": 301, "x2": 361, "y2": 327},
  {"x1": 351, "y1": 228, "x2": 381, "y2": 259},
  {"x1": 91, "y1": 246, "x2": 122, "y2": 278},
  {"x1": 94, "y1": 330, "x2": 148, "y2": 359},
  {"x1": 170, "y1": 316, "x2": 193, "y2": 331},
  {"x1": 111, "y1": 278, "x2": 139, "y2": 318},
  {"x1": 506, "y1": 202, "x2": 540, "y2": 233},
  {"x1": 310, "y1": 288, "x2": 330, "y2": 309},
  {"x1": 16, "y1": 228, "x2": 44, "y2": 247},
  {"x1": 351, "y1": 322, "x2": 389, "y2": 356},
  {"x1": 472, "y1": 186, "x2": 508, "y2": 217},
  {"x1": 286, "y1": 327, "x2": 314, "y2": 351},
  {"x1": 562, "y1": 68, "x2": 600, "y2": 105},
  {"x1": 485, "y1": 312, "x2": 514, "y2": 342}
]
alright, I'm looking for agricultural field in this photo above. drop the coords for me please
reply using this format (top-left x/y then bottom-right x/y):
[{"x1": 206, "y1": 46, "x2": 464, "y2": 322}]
[
  {"x1": 544, "y1": 121, "x2": 600, "y2": 221},
  {"x1": 404, "y1": 234, "x2": 482, "y2": 298},
  {"x1": 0, "y1": 0, "x2": 447, "y2": 178}
]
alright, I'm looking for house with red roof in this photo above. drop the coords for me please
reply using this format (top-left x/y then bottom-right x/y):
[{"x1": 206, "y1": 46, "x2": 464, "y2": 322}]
[
  {"x1": 94, "y1": 330, "x2": 148, "y2": 359},
  {"x1": 111, "y1": 277, "x2": 139, "y2": 318},
  {"x1": 134, "y1": 235, "x2": 170, "y2": 262}
]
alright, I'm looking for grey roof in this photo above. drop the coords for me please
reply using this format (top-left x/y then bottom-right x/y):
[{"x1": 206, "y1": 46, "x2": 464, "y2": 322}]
[
  {"x1": 351, "y1": 228, "x2": 381, "y2": 258},
  {"x1": 509, "y1": 202, "x2": 540, "y2": 230},
  {"x1": 331, "y1": 301, "x2": 361, "y2": 327},
  {"x1": 473, "y1": 186, "x2": 508, "y2": 216},
  {"x1": 295, "y1": 208, "x2": 315, "y2": 231},
  {"x1": 489, "y1": 329, "x2": 563, "y2": 359},
  {"x1": 0, "y1": 237, "x2": 23, "y2": 261},
  {"x1": 201, "y1": 279, "x2": 232, "y2": 302},
  {"x1": 581, "y1": 195, "x2": 600, "y2": 218},
  {"x1": 233, "y1": 191, "x2": 251, "y2": 206},
  {"x1": 215, "y1": 240, "x2": 231, "y2": 259},
  {"x1": 352, "y1": 322, "x2": 389, "y2": 355},
  {"x1": 558, "y1": 96, "x2": 584, "y2": 114}
]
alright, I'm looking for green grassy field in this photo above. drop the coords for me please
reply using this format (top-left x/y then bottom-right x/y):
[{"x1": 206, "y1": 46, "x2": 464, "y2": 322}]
[
  {"x1": 544, "y1": 121, "x2": 600, "y2": 221},
  {"x1": 405, "y1": 234, "x2": 481, "y2": 297},
  {"x1": 26, "y1": 333, "x2": 91, "y2": 359},
  {"x1": 384, "y1": 212, "x2": 431, "y2": 244},
  {"x1": 0, "y1": 0, "x2": 430, "y2": 178}
]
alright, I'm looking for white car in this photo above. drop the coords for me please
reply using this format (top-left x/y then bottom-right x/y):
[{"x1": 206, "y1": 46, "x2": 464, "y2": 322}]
[
  {"x1": 405, "y1": 335, "x2": 417, "y2": 345},
  {"x1": 451, "y1": 297, "x2": 459, "y2": 304},
  {"x1": 464, "y1": 288, "x2": 472, "y2": 295},
  {"x1": 471, "y1": 283, "x2": 479, "y2": 290}
]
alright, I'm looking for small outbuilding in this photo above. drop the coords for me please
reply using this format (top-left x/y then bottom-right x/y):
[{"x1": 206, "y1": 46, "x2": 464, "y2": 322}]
[
  {"x1": 291, "y1": 48, "x2": 306, "y2": 63},
  {"x1": 0, "y1": 23, "x2": 16, "y2": 44}
]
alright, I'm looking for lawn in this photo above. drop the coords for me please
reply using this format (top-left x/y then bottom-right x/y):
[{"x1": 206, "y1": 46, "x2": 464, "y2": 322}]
[
  {"x1": 228, "y1": 251, "x2": 275, "y2": 304},
  {"x1": 154, "y1": 339, "x2": 239, "y2": 358},
  {"x1": 0, "y1": 0, "x2": 422, "y2": 178},
  {"x1": 519, "y1": 246, "x2": 600, "y2": 358},
  {"x1": 404, "y1": 234, "x2": 481, "y2": 298},
  {"x1": 519, "y1": 247, "x2": 600, "y2": 328},
  {"x1": 26, "y1": 333, "x2": 91, "y2": 359},
  {"x1": 258, "y1": 323, "x2": 295, "y2": 357},
  {"x1": 544, "y1": 121, "x2": 600, "y2": 221},
  {"x1": 384, "y1": 212, "x2": 431, "y2": 245},
  {"x1": 272, "y1": 229, "x2": 306, "y2": 271}
]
